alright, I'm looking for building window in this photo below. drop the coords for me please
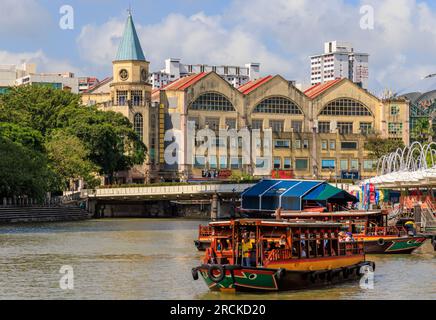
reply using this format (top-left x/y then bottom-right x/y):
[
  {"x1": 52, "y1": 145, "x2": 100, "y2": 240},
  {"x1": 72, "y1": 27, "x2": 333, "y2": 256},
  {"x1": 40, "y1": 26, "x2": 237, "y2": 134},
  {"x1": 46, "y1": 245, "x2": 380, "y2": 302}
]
[
  {"x1": 295, "y1": 140, "x2": 301, "y2": 149},
  {"x1": 351, "y1": 159, "x2": 359, "y2": 170},
  {"x1": 364, "y1": 160, "x2": 377, "y2": 171},
  {"x1": 320, "y1": 98, "x2": 372, "y2": 116},
  {"x1": 390, "y1": 105, "x2": 400, "y2": 116},
  {"x1": 291, "y1": 120, "x2": 303, "y2": 133},
  {"x1": 330, "y1": 140, "x2": 336, "y2": 150},
  {"x1": 340, "y1": 159, "x2": 348, "y2": 171},
  {"x1": 341, "y1": 141, "x2": 358, "y2": 150},
  {"x1": 131, "y1": 90, "x2": 143, "y2": 106},
  {"x1": 321, "y1": 140, "x2": 328, "y2": 150},
  {"x1": 195, "y1": 156, "x2": 205, "y2": 169},
  {"x1": 226, "y1": 118, "x2": 236, "y2": 129},
  {"x1": 274, "y1": 157, "x2": 281, "y2": 169},
  {"x1": 205, "y1": 117, "x2": 220, "y2": 130},
  {"x1": 337, "y1": 122, "x2": 353, "y2": 134},
  {"x1": 284, "y1": 158, "x2": 291, "y2": 169},
  {"x1": 274, "y1": 139, "x2": 290, "y2": 148},
  {"x1": 117, "y1": 90, "x2": 128, "y2": 106},
  {"x1": 253, "y1": 96, "x2": 302, "y2": 114},
  {"x1": 360, "y1": 122, "x2": 373, "y2": 134},
  {"x1": 388, "y1": 123, "x2": 403, "y2": 135},
  {"x1": 270, "y1": 120, "x2": 284, "y2": 133},
  {"x1": 252, "y1": 120, "x2": 263, "y2": 130},
  {"x1": 295, "y1": 159, "x2": 308, "y2": 170},
  {"x1": 230, "y1": 157, "x2": 241, "y2": 169},
  {"x1": 190, "y1": 92, "x2": 235, "y2": 111},
  {"x1": 318, "y1": 121, "x2": 330, "y2": 133},
  {"x1": 321, "y1": 159, "x2": 336, "y2": 170},
  {"x1": 134, "y1": 113, "x2": 143, "y2": 141},
  {"x1": 220, "y1": 156, "x2": 228, "y2": 169}
]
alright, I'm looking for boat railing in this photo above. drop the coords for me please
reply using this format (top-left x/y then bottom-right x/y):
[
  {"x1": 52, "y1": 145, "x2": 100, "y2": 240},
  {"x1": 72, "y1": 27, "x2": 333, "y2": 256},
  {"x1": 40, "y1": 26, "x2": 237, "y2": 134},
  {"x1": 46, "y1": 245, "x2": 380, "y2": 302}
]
[
  {"x1": 338, "y1": 241, "x2": 364, "y2": 256},
  {"x1": 199, "y1": 225, "x2": 212, "y2": 237},
  {"x1": 265, "y1": 249, "x2": 293, "y2": 262},
  {"x1": 366, "y1": 226, "x2": 407, "y2": 237}
]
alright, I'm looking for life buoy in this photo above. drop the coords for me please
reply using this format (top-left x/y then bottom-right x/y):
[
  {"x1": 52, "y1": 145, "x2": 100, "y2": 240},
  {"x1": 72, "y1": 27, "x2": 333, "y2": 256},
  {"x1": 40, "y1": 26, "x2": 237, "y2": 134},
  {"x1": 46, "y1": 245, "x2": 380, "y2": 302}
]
[
  {"x1": 192, "y1": 267, "x2": 199, "y2": 281},
  {"x1": 377, "y1": 238, "x2": 385, "y2": 246},
  {"x1": 208, "y1": 264, "x2": 226, "y2": 283},
  {"x1": 194, "y1": 240, "x2": 201, "y2": 249}
]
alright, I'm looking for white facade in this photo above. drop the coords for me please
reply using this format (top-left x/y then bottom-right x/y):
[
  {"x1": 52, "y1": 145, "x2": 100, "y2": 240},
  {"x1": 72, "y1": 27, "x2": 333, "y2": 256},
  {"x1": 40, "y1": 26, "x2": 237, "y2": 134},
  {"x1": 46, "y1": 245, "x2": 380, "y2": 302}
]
[
  {"x1": 0, "y1": 63, "x2": 36, "y2": 87},
  {"x1": 149, "y1": 58, "x2": 261, "y2": 89},
  {"x1": 15, "y1": 72, "x2": 79, "y2": 93},
  {"x1": 311, "y1": 41, "x2": 369, "y2": 89}
]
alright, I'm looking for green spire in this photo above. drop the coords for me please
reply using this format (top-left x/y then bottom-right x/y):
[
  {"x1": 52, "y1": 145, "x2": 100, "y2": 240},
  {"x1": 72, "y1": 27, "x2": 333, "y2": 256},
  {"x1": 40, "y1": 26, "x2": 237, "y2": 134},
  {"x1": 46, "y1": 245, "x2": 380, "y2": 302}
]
[{"x1": 115, "y1": 13, "x2": 146, "y2": 61}]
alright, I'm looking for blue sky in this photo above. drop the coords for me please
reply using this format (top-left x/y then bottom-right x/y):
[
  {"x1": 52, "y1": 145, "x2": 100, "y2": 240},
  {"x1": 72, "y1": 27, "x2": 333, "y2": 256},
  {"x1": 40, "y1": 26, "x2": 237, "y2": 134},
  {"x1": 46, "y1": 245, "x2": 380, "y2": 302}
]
[{"x1": 1, "y1": 0, "x2": 436, "y2": 93}]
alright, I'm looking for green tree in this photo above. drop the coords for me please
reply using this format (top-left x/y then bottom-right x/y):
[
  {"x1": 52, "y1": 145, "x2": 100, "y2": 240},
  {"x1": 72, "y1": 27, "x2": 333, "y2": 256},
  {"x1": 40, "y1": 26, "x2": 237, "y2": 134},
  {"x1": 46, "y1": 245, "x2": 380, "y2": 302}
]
[
  {"x1": 45, "y1": 130, "x2": 100, "y2": 190},
  {"x1": 0, "y1": 122, "x2": 44, "y2": 151},
  {"x1": 411, "y1": 118, "x2": 434, "y2": 143},
  {"x1": 0, "y1": 137, "x2": 55, "y2": 199},
  {"x1": 364, "y1": 135, "x2": 405, "y2": 159},
  {"x1": 0, "y1": 86, "x2": 146, "y2": 184}
]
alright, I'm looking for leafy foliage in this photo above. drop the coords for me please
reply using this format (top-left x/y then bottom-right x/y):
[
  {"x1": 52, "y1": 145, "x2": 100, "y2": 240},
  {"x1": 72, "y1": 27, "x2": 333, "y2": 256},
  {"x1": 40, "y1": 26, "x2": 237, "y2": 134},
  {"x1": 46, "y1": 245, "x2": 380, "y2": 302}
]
[
  {"x1": 0, "y1": 86, "x2": 146, "y2": 197},
  {"x1": 364, "y1": 135, "x2": 405, "y2": 160}
]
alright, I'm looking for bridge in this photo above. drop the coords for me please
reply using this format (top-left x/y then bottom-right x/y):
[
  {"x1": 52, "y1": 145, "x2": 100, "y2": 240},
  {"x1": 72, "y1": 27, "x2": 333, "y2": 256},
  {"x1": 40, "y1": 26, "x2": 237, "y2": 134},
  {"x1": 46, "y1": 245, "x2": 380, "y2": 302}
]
[{"x1": 79, "y1": 183, "x2": 255, "y2": 219}]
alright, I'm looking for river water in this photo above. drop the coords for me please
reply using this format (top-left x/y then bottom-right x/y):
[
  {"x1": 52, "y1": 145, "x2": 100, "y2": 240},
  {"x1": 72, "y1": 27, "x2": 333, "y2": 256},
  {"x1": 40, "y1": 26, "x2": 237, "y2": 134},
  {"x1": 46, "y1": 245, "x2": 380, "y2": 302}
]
[{"x1": 0, "y1": 219, "x2": 434, "y2": 300}]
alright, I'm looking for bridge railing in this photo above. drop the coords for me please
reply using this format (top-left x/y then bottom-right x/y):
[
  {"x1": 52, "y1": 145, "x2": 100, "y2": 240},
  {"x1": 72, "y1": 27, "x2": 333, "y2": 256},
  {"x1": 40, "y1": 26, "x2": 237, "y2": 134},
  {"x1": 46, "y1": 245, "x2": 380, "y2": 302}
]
[{"x1": 81, "y1": 183, "x2": 254, "y2": 198}]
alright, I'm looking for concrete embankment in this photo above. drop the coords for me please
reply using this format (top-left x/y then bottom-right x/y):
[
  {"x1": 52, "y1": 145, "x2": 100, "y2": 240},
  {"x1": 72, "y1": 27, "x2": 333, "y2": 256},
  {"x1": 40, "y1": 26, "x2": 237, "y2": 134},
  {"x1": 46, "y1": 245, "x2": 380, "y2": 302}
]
[{"x1": 0, "y1": 206, "x2": 90, "y2": 224}]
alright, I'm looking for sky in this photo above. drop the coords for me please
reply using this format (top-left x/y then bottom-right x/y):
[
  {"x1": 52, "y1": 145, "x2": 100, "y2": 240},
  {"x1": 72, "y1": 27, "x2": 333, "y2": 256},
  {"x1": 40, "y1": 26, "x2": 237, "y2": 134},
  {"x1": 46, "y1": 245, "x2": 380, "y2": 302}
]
[{"x1": 1, "y1": 0, "x2": 436, "y2": 94}]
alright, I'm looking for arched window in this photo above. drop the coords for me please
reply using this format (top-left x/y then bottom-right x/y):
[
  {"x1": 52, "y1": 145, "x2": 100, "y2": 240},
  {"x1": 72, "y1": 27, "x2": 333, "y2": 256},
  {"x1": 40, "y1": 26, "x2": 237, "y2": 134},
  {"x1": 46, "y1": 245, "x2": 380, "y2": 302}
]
[
  {"x1": 189, "y1": 92, "x2": 235, "y2": 111},
  {"x1": 253, "y1": 96, "x2": 302, "y2": 114},
  {"x1": 320, "y1": 98, "x2": 372, "y2": 116},
  {"x1": 134, "y1": 113, "x2": 143, "y2": 141}
]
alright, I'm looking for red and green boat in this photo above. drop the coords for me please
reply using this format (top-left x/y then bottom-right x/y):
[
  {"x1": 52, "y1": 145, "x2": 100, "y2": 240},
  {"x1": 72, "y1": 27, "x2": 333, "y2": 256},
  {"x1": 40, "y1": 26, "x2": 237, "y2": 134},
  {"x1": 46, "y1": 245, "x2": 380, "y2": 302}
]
[{"x1": 192, "y1": 219, "x2": 374, "y2": 292}]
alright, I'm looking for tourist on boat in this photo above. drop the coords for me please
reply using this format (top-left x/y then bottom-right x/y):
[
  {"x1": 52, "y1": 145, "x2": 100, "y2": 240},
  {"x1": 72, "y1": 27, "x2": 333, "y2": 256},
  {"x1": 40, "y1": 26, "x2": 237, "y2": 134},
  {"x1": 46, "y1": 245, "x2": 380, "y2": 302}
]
[
  {"x1": 241, "y1": 232, "x2": 254, "y2": 267},
  {"x1": 275, "y1": 207, "x2": 282, "y2": 220},
  {"x1": 279, "y1": 235, "x2": 287, "y2": 248},
  {"x1": 345, "y1": 232, "x2": 355, "y2": 242},
  {"x1": 404, "y1": 221, "x2": 416, "y2": 236}
]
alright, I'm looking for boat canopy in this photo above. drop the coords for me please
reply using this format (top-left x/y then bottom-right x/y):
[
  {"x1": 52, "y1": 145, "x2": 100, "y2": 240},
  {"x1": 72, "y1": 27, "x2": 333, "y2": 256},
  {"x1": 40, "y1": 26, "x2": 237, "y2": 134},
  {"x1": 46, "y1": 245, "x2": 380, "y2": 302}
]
[{"x1": 241, "y1": 180, "x2": 357, "y2": 211}]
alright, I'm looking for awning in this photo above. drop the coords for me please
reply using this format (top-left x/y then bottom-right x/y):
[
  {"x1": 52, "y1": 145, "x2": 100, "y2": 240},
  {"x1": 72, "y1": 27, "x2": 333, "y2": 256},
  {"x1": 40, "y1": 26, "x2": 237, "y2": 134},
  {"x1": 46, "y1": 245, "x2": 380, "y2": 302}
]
[{"x1": 241, "y1": 179, "x2": 357, "y2": 211}]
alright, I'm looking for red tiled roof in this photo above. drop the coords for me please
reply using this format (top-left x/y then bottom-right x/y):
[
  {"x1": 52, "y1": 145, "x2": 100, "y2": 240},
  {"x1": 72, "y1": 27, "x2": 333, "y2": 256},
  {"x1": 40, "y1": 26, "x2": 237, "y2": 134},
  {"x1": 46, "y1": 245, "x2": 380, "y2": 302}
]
[
  {"x1": 238, "y1": 75, "x2": 273, "y2": 95},
  {"x1": 84, "y1": 76, "x2": 113, "y2": 93},
  {"x1": 304, "y1": 78, "x2": 343, "y2": 99},
  {"x1": 163, "y1": 72, "x2": 209, "y2": 91}
]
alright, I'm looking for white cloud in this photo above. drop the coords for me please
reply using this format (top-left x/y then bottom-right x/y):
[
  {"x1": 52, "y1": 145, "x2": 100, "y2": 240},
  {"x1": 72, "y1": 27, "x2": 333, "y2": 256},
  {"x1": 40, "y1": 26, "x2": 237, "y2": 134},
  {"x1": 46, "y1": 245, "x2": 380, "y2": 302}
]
[
  {"x1": 0, "y1": 50, "x2": 80, "y2": 75},
  {"x1": 75, "y1": 0, "x2": 436, "y2": 93},
  {"x1": 0, "y1": 0, "x2": 52, "y2": 37}
]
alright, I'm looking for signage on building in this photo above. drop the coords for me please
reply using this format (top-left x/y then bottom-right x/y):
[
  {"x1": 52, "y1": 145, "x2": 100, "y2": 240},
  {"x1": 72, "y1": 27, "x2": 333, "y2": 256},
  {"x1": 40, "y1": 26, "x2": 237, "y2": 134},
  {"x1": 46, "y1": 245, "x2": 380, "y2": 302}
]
[
  {"x1": 271, "y1": 170, "x2": 295, "y2": 179},
  {"x1": 340, "y1": 170, "x2": 360, "y2": 180}
]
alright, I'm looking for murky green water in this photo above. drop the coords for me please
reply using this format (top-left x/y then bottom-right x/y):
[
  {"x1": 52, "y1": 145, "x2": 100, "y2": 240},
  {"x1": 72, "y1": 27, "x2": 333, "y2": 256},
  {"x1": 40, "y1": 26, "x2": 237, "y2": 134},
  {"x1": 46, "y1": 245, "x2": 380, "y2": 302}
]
[{"x1": 0, "y1": 219, "x2": 434, "y2": 300}]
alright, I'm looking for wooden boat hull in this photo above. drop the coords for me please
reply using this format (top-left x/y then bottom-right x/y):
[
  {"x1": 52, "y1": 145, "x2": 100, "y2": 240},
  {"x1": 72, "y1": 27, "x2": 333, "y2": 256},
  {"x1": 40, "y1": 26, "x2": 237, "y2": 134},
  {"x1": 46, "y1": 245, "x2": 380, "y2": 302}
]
[
  {"x1": 193, "y1": 261, "x2": 374, "y2": 292},
  {"x1": 360, "y1": 236, "x2": 427, "y2": 254}
]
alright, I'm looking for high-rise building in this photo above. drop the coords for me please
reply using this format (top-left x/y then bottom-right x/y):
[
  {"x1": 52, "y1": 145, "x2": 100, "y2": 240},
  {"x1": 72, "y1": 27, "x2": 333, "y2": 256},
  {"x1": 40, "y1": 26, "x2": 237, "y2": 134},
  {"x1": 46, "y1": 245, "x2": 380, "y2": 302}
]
[
  {"x1": 0, "y1": 62, "x2": 36, "y2": 94},
  {"x1": 310, "y1": 41, "x2": 369, "y2": 89},
  {"x1": 149, "y1": 58, "x2": 260, "y2": 89}
]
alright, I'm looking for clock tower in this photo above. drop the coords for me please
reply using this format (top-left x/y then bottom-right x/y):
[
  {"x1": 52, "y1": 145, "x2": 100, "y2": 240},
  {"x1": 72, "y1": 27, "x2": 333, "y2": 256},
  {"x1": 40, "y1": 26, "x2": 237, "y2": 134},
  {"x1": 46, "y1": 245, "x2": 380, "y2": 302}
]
[{"x1": 109, "y1": 12, "x2": 156, "y2": 183}]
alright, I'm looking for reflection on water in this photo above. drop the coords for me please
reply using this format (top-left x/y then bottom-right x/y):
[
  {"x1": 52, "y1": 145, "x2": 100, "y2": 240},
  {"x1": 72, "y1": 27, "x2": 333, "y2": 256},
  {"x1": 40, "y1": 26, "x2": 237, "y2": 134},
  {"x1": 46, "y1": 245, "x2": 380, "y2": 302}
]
[{"x1": 0, "y1": 219, "x2": 435, "y2": 300}]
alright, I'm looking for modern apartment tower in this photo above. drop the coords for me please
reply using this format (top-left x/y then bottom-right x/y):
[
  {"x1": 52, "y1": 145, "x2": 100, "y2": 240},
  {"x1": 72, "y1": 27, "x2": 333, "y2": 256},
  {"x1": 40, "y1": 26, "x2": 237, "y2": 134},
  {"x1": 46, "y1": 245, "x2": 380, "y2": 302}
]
[
  {"x1": 149, "y1": 58, "x2": 260, "y2": 89},
  {"x1": 310, "y1": 41, "x2": 369, "y2": 89}
]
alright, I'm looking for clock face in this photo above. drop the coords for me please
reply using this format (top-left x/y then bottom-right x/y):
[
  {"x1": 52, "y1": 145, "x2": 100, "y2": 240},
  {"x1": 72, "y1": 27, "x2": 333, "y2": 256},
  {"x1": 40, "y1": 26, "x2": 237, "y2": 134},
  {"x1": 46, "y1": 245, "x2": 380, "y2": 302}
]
[
  {"x1": 119, "y1": 69, "x2": 129, "y2": 81},
  {"x1": 141, "y1": 69, "x2": 148, "y2": 82}
]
